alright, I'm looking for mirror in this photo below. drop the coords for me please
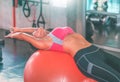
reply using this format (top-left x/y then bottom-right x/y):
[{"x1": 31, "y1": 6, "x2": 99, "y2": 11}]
[
  {"x1": 85, "y1": 0, "x2": 120, "y2": 50},
  {"x1": 86, "y1": 0, "x2": 120, "y2": 13}
]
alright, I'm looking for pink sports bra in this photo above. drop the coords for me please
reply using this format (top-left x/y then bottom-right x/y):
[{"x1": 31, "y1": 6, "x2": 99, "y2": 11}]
[{"x1": 47, "y1": 27, "x2": 74, "y2": 52}]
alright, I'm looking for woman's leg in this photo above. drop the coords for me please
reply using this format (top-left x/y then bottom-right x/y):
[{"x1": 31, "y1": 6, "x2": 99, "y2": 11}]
[{"x1": 74, "y1": 45, "x2": 120, "y2": 82}]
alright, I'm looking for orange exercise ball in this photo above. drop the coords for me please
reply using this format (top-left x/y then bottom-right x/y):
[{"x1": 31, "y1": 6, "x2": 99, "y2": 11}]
[{"x1": 24, "y1": 50, "x2": 96, "y2": 82}]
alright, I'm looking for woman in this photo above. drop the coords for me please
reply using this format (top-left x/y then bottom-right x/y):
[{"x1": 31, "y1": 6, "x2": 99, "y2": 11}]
[
  {"x1": 9, "y1": 27, "x2": 50, "y2": 38},
  {"x1": 5, "y1": 26, "x2": 120, "y2": 82}
]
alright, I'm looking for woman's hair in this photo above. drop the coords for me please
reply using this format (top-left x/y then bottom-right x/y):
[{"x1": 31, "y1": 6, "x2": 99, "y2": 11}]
[{"x1": 46, "y1": 28, "x2": 53, "y2": 32}]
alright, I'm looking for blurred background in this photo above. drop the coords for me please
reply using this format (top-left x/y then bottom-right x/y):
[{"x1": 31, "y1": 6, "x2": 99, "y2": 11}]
[
  {"x1": 0, "y1": 0, "x2": 120, "y2": 81},
  {"x1": 0, "y1": 0, "x2": 120, "y2": 55}
]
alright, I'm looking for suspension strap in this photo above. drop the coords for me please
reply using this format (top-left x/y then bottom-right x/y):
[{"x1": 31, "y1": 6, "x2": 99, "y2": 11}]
[
  {"x1": 23, "y1": 0, "x2": 31, "y2": 17},
  {"x1": 37, "y1": 0, "x2": 45, "y2": 28}
]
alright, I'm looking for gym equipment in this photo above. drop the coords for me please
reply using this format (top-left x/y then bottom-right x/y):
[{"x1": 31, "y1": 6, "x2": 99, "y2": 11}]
[
  {"x1": 0, "y1": 39, "x2": 4, "y2": 63},
  {"x1": 24, "y1": 50, "x2": 96, "y2": 82},
  {"x1": 86, "y1": 19, "x2": 94, "y2": 43},
  {"x1": 102, "y1": 1, "x2": 108, "y2": 11},
  {"x1": 23, "y1": 0, "x2": 31, "y2": 17},
  {"x1": 22, "y1": 0, "x2": 46, "y2": 28},
  {"x1": 0, "y1": 39, "x2": 4, "y2": 47},
  {"x1": 93, "y1": 1, "x2": 98, "y2": 10},
  {"x1": 37, "y1": 0, "x2": 45, "y2": 28}
]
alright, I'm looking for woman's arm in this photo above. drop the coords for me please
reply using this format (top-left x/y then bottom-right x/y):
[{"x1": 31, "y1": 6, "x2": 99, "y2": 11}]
[
  {"x1": 32, "y1": 28, "x2": 50, "y2": 38},
  {"x1": 11, "y1": 27, "x2": 50, "y2": 38},
  {"x1": 21, "y1": 33, "x2": 50, "y2": 49},
  {"x1": 5, "y1": 32, "x2": 50, "y2": 49},
  {"x1": 10, "y1": 27, "x2": 38, "y2": 33}
]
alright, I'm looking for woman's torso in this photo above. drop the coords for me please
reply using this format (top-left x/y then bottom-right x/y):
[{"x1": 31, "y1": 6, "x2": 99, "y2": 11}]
[
  {"x1": 63, "y1": 33, "x2": 92, "y2": 56},
  {"x1": 46, "y1": 27, "x2": 74, "y2": 52}
]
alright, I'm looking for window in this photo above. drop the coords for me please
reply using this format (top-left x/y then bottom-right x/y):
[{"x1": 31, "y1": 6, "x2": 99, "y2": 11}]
[{"x1": 51, "y1": 0, "x2": 67, "y2": 8}]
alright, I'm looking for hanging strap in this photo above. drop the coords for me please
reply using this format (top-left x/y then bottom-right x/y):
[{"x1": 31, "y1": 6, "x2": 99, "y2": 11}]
[
  {"x1": 23, "y1": 0, "x2": 31, "y2": 17},
  {"x1": 32, "y1": 20, "x2": 37, "y2": 27},
  {"x1": 32, "y1": 4, "x2": 37, "y2": 28},
  {"x1": 37, "y1": 0, "x2": 45, "y2": 28}
]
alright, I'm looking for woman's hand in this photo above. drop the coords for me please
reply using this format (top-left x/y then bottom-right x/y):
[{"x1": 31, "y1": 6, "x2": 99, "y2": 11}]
[
  {"x1": 9, "y1": 27, "x2": 19, "y2": 33},
  {"x1": 32, "y1": 28, "x2": 47, "y2": 38},
  {"x1": 5, "y1": 32, "x2": 23, "y2": 40}
]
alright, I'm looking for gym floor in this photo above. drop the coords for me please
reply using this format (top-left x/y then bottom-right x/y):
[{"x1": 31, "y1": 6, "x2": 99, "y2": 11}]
[
  {"x1": 0, "y1": 29, "x2": 36, "y2": 82},
  {"x1": 93, "y1": 30, "x2": 120, "y2": 48},
  {"x1": 92, "y1": 28, "x2": 120, "y2": 58},
  {"x1": 0, "y1": 28, "x2": 120, "y2": 82}
]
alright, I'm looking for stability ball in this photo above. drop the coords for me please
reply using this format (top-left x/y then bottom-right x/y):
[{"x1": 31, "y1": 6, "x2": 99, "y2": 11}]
[{"x1": 24, "y1": 50, "x2": 96, "y2": 82}]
